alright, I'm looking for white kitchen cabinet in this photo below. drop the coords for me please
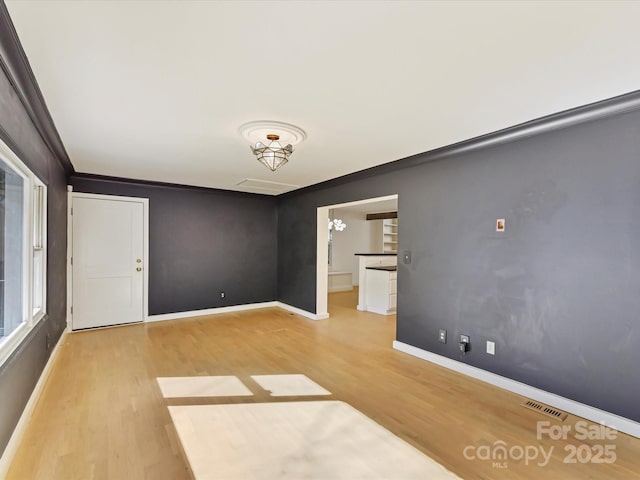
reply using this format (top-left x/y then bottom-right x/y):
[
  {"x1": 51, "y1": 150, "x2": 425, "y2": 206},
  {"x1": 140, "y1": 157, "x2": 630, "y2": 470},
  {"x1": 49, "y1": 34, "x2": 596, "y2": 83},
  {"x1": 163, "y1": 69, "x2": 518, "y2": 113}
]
[
  {"x1": 364, "y1": 267, "x2": 397, "y2": 315},
  {"x1": 355, "y1": 254, "x2": 397, "y2": 312}
]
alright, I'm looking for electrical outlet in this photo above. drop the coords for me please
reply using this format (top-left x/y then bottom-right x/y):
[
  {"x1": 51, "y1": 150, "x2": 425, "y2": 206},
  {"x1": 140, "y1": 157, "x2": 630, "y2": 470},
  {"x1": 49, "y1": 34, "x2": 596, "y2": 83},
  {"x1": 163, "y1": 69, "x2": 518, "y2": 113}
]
[
  {"x1": 459, "y1": 334, "x2": 470, "y2": 354},
  {"x1": 486, "y1": 341, "x2": 495, "y2": 355},
  {"x1": 438, "y1": 329, "x2": 447, "y2": 344},
  {"x1": 220, "y1": 291, "x2": 225, "y2": 299}
]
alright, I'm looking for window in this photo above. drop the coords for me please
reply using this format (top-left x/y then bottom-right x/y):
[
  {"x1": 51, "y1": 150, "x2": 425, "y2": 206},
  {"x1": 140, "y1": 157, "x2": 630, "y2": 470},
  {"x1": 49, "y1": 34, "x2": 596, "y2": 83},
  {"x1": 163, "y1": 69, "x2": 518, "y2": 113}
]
[
  {"x1": 0, "y1": 161, "x2": 25, "y2": 340},
  {"x1": 32, "y1": 183, "x2": 46, "y2": 318},
  {"x1": 0, "y1": 138, "x2": 47, "y2": 365}
]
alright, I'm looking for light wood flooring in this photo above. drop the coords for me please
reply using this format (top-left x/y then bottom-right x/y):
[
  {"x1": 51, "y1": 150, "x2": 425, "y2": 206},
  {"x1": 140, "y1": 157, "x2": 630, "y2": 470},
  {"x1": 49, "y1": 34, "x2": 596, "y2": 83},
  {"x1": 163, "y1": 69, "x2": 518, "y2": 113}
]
[{"x1": 7, "y1": 289, "x2": 640, "y2": 479}]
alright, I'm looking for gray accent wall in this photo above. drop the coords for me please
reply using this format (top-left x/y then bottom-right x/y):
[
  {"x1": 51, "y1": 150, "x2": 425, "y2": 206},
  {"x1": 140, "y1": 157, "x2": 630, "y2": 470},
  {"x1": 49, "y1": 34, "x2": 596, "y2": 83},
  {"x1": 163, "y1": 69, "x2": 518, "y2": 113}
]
[
  {"x1": 70, "y1": 175, "x2": 278, "y2": 315},
  {"x1": 0, "y1": 20, "x2": 68, "y2": 458},
  {"x1": 277, "y1": 102, "x2": 640, "y2": 423}
]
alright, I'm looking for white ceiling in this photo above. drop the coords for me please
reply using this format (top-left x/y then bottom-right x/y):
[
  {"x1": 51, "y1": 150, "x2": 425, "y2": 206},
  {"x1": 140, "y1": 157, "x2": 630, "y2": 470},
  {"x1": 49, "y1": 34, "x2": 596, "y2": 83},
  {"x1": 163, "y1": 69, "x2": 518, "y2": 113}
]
[{"x1": 6, "y1": 1, "x2": 640, "y2": 194}]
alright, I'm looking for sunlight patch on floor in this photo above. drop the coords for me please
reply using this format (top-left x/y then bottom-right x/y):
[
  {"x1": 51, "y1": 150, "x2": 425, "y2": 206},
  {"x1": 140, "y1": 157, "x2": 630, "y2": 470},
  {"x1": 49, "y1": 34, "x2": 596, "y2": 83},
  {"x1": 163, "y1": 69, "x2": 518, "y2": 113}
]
[
  {"x1": 169, "y1": 401, "x2": 461, "y2": 479},
  {"x1": 156, "y1": 376, "x2": 253, "y2": 398},
  {"x1": 251, "y1": 374, "x2": 332, "y2": 397}
]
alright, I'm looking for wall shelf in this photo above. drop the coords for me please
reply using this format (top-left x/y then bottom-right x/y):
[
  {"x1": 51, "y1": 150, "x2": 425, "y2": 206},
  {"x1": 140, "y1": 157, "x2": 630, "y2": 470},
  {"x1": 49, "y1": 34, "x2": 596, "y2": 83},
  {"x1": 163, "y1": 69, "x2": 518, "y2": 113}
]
[{"x1": 382, "y1": 218, "x2": 398, "y2": 254}]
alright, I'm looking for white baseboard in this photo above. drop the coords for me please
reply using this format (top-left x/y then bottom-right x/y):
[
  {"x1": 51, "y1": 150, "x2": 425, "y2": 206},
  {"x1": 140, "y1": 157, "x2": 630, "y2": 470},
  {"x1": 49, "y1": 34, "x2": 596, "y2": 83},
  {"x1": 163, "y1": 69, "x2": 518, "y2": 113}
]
[
  {"x1": 146, "y1": 301, "x2": 329, "y2": 323},
  {"x1": 146, "y1": 302, "x2": 279, "y2": 323},
  {"x1": 366, "y1": 306, "x2": 396, "y2": 316},
  {"x1": 276, "y1": 302, "x2": 329, "y2": 320},
  {"x1": 0, "y1": 328, "x2": 68, "y2": 478},
  {"x1": 393, "y1": 340, "x2": 640, "y2": 439}
]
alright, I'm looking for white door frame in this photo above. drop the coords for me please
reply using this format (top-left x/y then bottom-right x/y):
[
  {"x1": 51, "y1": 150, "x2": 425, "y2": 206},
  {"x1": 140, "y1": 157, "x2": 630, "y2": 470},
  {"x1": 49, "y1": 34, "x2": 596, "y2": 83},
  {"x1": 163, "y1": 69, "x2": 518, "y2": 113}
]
[
  {"x1": 67, "y1": 189, "x2": 150, "y2": 329},
  {"x1": 316, "y1": 194, "x2": 398, "y2": 318}
]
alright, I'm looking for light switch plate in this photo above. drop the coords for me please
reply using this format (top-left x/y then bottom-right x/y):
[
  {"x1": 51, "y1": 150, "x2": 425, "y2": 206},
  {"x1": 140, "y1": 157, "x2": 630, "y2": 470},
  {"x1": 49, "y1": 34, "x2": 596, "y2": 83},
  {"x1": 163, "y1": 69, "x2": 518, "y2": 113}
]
[
  {"x1": 486, "y1": 341, "x2": 495, "y2": 355},
  {"x1": 403, "y1": 250, "x2": 411, "y2": 264}
]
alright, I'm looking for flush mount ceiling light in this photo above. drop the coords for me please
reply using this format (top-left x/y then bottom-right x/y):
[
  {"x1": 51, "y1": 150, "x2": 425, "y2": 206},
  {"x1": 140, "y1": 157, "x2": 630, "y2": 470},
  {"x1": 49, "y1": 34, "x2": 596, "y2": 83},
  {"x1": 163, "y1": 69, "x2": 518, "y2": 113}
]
[
  {"x1": 239, "y1": 121, "x2": 307, "y2": 172},
  {"x1": 252, "y1": 134, "x2": 292, "y2": 172}
]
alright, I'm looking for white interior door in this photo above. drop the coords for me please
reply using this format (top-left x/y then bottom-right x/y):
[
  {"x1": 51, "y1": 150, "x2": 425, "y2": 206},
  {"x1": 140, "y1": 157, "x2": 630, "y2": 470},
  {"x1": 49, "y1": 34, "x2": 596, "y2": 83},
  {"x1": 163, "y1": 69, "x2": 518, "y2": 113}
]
[{"x1": 72, "y1": 195, "x2": 146, "y2": 330}]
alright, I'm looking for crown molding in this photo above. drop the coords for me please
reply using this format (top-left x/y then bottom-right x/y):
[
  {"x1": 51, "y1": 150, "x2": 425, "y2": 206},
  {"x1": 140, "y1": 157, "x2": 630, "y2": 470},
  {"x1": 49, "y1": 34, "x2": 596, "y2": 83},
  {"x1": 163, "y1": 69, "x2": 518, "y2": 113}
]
[
  {"x1": 281, "y1": 89, "x2": 640, "y2": 198},
  {"x1": 69, "y1": 172, "x2": 276, "y2": 199},
  {"x1": 0, "y1": 2, "x2": 74, "y2": 175}
]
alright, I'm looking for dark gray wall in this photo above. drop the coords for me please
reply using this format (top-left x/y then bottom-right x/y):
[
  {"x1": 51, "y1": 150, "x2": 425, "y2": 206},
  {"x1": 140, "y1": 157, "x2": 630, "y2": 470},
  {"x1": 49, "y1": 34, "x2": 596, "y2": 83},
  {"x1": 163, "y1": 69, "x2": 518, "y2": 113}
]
[
  {"x1": 70, "y1": 175, "x2": 278, "y2": 315},
  {"x1": 277, "y1": 101, "x2": 640, "y2": 423},
  {"x1": 0, "y1": 16, "x2": 68, "y2": 457}
]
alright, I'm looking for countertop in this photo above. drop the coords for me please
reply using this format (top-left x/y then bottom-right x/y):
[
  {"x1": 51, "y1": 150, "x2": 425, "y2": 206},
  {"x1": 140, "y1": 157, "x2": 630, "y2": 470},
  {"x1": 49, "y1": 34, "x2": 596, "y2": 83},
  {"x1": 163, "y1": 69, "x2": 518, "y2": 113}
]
[
  {"x1": 354, "y1": 253, "x2": 397, "y2": 256},
  {"x1": 365, "y1": 266, "x2": 397, "y2": 272}
]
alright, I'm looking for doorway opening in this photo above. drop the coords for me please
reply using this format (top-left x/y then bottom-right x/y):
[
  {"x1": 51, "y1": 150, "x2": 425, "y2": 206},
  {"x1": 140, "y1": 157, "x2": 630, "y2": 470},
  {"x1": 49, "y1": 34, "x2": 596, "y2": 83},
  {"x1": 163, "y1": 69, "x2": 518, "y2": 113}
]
[{"x1": 316, "y1": 194, "x2": 398, "y2": 319}]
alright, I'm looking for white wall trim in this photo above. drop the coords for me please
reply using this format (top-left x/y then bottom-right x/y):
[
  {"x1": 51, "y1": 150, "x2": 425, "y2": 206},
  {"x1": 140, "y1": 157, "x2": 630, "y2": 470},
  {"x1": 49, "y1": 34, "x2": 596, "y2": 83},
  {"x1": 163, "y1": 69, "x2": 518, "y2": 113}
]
[
  {"x1": 66, "y1": 186, "x2": 73, "y2": 330},
  {"x1": 0, "y1": 137, "x2": 51, "y2": 369},
  {"x1": 276, "y1": 302, "x2": 329, "y2": 320},
  {"x1": 393, "y1": 341, "x2": 640, "y2": 439},
  {"x1": 146, "y1": 301, "x2": 328, "y2": 323},
  {"x1": 327, "y1": 286, "x2": 354, "y2": 293},
  {"x1": 316, "y1": 194, "x2": 398, "y2": 319},
  {"x1": 147, "y1": 302, "x2": 279, "y2": 323},
  {"x1": 141, "y1": 198, "x2": 150, "y2": 322},
  {"x1": 316, "y1": 206, "x2": 329, "y2": 318},
  {"x1": 0, "y1": 328, "x2": 69, "y2": 478}
]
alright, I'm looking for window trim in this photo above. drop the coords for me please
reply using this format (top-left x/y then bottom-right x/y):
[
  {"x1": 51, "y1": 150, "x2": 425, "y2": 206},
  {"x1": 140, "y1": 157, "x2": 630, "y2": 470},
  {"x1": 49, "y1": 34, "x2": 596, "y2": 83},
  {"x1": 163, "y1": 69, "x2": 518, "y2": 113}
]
[
  {"x1": 32, "y1": 182, "x2": 47, "y2": 322},
  {"x1": 0, "y1": 138, "x2": 47, "y2": 366}
]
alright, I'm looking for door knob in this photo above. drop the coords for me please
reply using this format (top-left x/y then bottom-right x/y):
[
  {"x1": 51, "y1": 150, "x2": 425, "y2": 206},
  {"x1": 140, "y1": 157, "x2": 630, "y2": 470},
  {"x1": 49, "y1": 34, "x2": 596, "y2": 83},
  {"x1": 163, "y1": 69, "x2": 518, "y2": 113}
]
[{"x1": 136, "y1": 267, "x2": 142, "y2": 272}]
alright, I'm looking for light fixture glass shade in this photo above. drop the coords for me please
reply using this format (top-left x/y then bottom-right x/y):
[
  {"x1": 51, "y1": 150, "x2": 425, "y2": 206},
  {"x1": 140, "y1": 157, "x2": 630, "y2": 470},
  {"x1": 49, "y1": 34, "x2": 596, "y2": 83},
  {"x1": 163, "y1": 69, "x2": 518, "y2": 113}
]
[
  {"x1": 239, "y1": 121, "x2": 306, "y2": 172},
  {"x1": 251, "y1": 140, "x2": 294, "y2": 172}
]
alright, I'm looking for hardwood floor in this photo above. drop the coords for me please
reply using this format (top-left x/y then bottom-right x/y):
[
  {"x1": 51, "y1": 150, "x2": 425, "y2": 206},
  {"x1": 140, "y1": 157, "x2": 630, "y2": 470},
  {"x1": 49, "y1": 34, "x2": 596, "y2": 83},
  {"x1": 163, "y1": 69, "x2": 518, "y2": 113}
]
[{"x1": 7, "y1": 290, "x2": 640, "y2": 479}]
